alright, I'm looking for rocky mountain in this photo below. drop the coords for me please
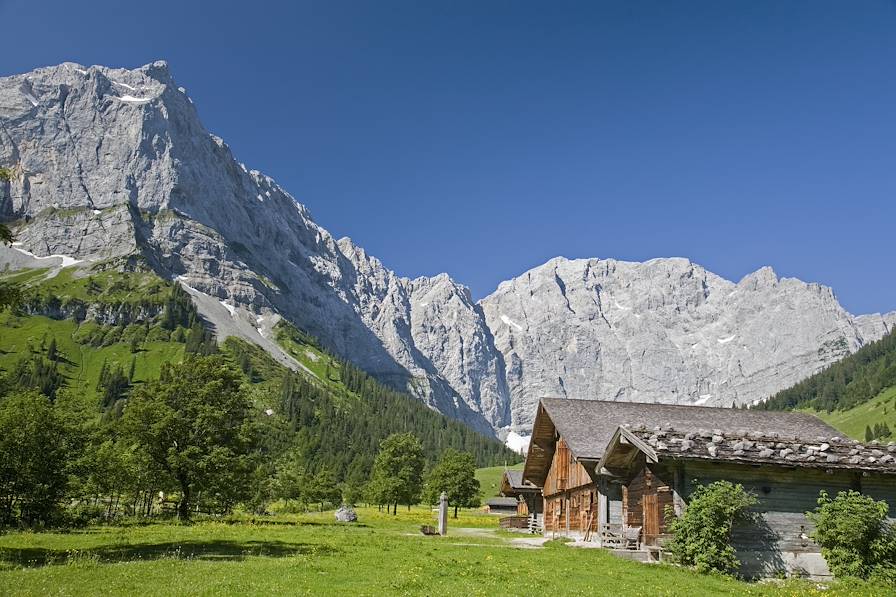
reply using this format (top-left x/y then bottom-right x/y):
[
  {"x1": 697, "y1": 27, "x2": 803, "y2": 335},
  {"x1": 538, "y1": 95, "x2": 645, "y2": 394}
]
[
  {"x1": 1, "y1": 61, "x2": 893, "y2": 439},
  {"x1": 480, "y1": 257, "x2": 896, "y2": 431}
]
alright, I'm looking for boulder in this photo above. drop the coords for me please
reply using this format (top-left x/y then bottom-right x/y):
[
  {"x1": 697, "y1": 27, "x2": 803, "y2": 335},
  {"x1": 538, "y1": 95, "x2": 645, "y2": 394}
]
[{"x1": 335, "y1": 505, "x2": 357, "y2": 523}]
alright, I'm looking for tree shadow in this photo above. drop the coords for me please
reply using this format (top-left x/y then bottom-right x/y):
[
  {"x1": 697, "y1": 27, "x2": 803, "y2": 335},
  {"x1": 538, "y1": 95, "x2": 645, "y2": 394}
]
[
  {"x1": 0, "y1": 539, "x2": 339, "y2": 568},
  {"x1": 732, "y1": 513, "x2": 787, "y2": 580},
  {"x1": 221, "y1": 519, "x2": 369, "y2": 528}
]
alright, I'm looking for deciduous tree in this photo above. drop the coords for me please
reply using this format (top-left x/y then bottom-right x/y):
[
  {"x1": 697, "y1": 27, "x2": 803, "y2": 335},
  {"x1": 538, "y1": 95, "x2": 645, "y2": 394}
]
[
  {"x1": 122, "y1": 356, "x2": 258, "y2": 520},
  {"x1": 422, "y1": 449, "x2": 481, "y2": 517},
  {"x1": 0, "y1": 391, "x2": 71, "y2": 526},
  {"x1": 368, "y1": 433, "x2": 424, "y2": 514}
]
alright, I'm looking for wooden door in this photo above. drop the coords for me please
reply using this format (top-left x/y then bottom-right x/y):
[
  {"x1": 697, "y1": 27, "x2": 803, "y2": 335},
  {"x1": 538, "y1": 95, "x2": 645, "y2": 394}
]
[{"x1": 642, "y1": 493, "x2": 659, "y2": 542}]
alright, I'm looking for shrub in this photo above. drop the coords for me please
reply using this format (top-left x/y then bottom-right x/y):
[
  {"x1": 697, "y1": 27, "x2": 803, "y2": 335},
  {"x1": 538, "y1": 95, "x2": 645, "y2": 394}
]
[
  {"x1": 807, "y1": 490, "x2": 896, "y2": 583},
  {"x1": 666, "y1": 480, "x2": 758, "y2": 574}
]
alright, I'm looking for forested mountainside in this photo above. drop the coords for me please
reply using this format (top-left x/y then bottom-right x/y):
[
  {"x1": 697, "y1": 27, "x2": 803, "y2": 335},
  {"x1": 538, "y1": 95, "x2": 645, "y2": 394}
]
[
  {"x1": 755, "y1": 330, "x2": 896, "y2": 440},
  {"x1": 0, "y1": 260, "x2": 519, "y2": 483}
]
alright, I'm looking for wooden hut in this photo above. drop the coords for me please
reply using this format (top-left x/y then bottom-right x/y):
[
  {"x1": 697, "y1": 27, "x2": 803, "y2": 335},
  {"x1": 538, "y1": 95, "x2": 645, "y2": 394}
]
[
  {"x1": 598, "y1": 424, "x2": 896, "y2": 578},
  {"x1": 522, "y1": 398, "x2": 841, "y2": 542},
  {"x1": 500, "y1": 470, "x2": 543, "y2": 516},
  {"x1": 484, "y1": 497, "x2": 519, "y2": 515}
]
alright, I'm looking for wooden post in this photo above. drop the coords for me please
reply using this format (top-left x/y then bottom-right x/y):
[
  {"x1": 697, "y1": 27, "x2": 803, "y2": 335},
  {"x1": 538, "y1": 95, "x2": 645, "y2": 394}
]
[{"x1": 438, "y1": 491, "x2": 448, "y2": 536}]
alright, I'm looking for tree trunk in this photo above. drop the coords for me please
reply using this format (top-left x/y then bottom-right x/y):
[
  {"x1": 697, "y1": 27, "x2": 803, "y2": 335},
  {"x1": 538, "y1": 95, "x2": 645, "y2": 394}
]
[
  {"x1": 178, "y1": 480, "x2": 192, "y2": 522},
  {"x1": 393, "y1": 502, "x2": 397, "y2": 515},
  {"x1": 454, "y1": 505, "x2": 458, "y2": 518}
]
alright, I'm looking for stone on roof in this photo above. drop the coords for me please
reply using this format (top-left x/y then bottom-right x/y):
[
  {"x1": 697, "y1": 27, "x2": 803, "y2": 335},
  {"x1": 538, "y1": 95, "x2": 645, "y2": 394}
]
[
  {"x1": 619, "y1": 426, "x2": 896, "y2": 474},
  {"x1": 539, "y1": 397, "x2": 840, "y2": 461}
]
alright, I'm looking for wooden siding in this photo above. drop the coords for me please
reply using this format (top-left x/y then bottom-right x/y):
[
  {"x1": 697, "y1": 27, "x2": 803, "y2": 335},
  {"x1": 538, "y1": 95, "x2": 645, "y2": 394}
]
[
  {"x1": 679, "y1": 461, "x2": 896, "y2": 579},
  {"x1": 621, "y1": 464, "x2": 675, "y2": 546},
  {"x1": 541, "y1": 438, "x2": 598, "y2": 535},
  {"x1": 544, "y1": 487, "x2": 598, "y2": 534},
  {"x1": 542, "y1": 439, "x2": 593, "y2": 497}
]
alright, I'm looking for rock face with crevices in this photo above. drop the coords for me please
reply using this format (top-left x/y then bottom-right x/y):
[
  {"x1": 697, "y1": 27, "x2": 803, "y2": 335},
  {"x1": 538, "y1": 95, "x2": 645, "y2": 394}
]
[
  {"x1": 1, "y1": 61, "x2": 893, "y2": 438},
  {"x1": 480, "y1": 257, "x2": 896, "y2": 430}
]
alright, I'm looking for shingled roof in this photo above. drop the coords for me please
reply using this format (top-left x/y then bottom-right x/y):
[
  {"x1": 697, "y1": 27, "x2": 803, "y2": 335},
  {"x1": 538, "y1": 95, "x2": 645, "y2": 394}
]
[
  {"x1": 523, "y1": 398, "x2": 840, "y2": 486},
  {"x1": 599, "y1": 425, "x2": 896, "y2": 475},
  {"x1": 485, "y1": 497, "x2": 519, "y2": 508},
  {"x1": 501, "y1": 470, "x2": 539, "y2": 496}
]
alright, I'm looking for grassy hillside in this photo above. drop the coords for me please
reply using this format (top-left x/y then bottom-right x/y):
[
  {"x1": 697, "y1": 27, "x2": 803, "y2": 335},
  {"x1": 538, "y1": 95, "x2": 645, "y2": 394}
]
[
  {"x1": 756, "y1": 329, "x2": 896, "y2": 441},
  {"x1": 0, "y1": 263, "x2": 519, "y2": 477},
  {"x1": 811, "y1": 386, "x2": 896, "y2": 441},
  {"x1": 0, "y1": 313, "x2": 185, "y2": 402},
  {"x1": 475, "y1": 463, "x2": 524, "y2": 499}
]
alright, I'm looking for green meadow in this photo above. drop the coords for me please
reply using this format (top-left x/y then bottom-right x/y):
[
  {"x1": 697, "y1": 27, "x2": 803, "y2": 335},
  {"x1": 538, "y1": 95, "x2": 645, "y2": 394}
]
[
  {"x1": 475, "y1": 463, "x2": 524, "y2": 500},
  {"x1": 0, "y1": 508, "x2": 881, "y2": 596},
  {"x1": 811, "y1": 386, "x2": 896, "y2": 441}
]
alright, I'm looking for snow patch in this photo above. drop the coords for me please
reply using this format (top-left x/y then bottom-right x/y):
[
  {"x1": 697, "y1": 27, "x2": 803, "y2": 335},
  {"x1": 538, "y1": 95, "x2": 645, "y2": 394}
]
[
  {"x1": 505, "y1": 431, "x2": 531, "y2": 455},
  {"x1": 695, "y1": 394, "x2": 712, "y2": 405},
  {"x1": 717, "y1": 335, "x2": 736, "y2": 344},
  {"x1": 22, "y1": 91, "x2": 38, "y2": 106},
  {"x1": 256, "y1": 194, "x2": 264, "y2": 202},
  {"x1": 219, "y1": 300, "x2": 237, "y2": 317},
  {"x1": 614, "y1": 301, "x2": 630, "y2": 310},
  {"x1": 500, "y1": 314, "x2": 524, "y2": 331},
  {"x1": 112, "y1": 80, "x2": 137, "y2": 92},
  {"x1": 92, "y1": 209, "x2": 101, "y2": 215},
  {"x1": 11, "y1": 247, "x2": 81, "y2": 268},
  {"x1": 74, "y1": 68, "x2": 88, "y2": 75},
  {"x1": 116, "y1": 95, "x2": 151, "y2": 104}
]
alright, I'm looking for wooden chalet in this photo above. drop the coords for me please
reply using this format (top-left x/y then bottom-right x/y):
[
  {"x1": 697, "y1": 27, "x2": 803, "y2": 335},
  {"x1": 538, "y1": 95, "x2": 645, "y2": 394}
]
[
  {"x1": 499, "y1": 470, "x2": 543, "y2": 517},
  {"x1": 599, "y1": 424, "x2": 896, "y2": 578},
  {"x1": 520, "y1": 398, "x2": 896, "y2": 578}
]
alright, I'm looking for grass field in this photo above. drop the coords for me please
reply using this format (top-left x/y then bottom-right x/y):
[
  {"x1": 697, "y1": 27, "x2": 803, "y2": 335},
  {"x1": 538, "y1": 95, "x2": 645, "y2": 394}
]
[
  {"x1": 475, "y1": 463, "x2": 524, "y2": 499},
  {"x1": 810, "y1": 386, "x2": 896, "y2": 441},
  {"x1": 0, "y1": 507, "x2": 878, "y2": 596}
]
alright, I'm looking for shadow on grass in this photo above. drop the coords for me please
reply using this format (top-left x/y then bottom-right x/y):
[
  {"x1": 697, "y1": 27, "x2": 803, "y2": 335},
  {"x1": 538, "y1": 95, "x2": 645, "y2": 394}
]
[
  {"x1": 0, "y1": 539, "x2": 339, "y2": 568},
  {"x1": 222, "y1": 519, "x2": 370, "y2": 529}
]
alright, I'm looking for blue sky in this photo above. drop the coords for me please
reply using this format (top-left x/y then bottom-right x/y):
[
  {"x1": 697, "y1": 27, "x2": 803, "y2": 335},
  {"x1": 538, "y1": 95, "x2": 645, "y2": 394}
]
[{"x1": 2, "y1": 1, "x2": 894, "y2": 314}]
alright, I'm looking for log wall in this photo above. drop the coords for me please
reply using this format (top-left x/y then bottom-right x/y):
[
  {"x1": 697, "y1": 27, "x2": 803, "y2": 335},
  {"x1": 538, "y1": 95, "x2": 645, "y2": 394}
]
[
  {"x1": 676, "y1": 461, "x2": 896, "y2": 579},
  {"x1": 542, "y1": 438, "x2": 598, "y2": 535}
]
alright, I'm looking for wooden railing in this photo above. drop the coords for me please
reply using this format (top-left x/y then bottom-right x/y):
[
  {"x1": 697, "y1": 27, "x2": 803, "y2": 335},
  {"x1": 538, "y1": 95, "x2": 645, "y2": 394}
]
[{"x1": 499, "y1": 515, "x2": 530, "y2": 529}]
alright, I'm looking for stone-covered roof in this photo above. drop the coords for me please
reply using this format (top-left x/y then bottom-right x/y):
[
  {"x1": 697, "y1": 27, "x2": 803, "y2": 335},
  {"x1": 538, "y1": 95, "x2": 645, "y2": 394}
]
[
  {"x1": 523, "y1": 398, "x2": 840, "y2": 486},
  {"x1": 611, "y1": 425, "x2": 896, "y2": 474},
  {"x1": 539, "y1": 398, "x2": 838, "y2": 461}
]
